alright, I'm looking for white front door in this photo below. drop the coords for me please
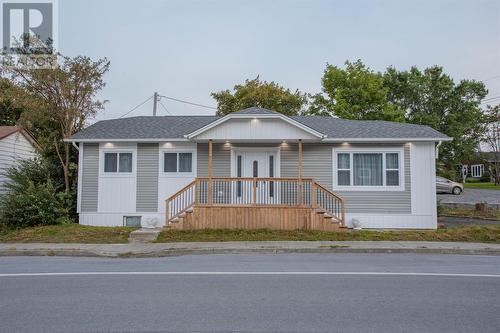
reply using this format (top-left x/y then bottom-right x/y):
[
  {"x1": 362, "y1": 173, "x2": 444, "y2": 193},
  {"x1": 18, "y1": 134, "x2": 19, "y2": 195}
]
[{"x1": 233, "y1": 150, "x2": 279, "y2": 204}]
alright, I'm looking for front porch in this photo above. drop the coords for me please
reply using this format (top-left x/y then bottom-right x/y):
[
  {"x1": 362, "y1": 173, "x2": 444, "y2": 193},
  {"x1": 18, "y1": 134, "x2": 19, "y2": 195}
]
[{"x1": 165, "y1": 140, "x2": 345, "y2": 231}]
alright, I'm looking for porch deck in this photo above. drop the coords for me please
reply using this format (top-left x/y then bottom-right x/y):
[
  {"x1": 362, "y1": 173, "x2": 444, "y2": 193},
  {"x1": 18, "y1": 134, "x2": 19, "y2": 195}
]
[{"x1": 166, "y1": 177, "x2": 345, "y2": 231}]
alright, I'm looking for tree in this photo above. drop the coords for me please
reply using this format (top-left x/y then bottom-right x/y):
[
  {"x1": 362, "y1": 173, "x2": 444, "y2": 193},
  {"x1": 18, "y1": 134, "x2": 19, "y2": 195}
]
[
  {"x1": 211, "y1": 76, "x2": 307, "y2": 116},
  {"x1": 383, "y1": 66, "x2": 488, "y2": 169},
  {"x1": 308, "y1": 60, "x2": 405, "y2": 121},
  {"x1": 0, "y1": 78, "x2": 26, "y2": 126},
  {"x1": 1, "y1": 55, "x2": 110, "y2": 193},
  {"x1": 482, "y1": 104, "x2": 500, "y2": 185}
]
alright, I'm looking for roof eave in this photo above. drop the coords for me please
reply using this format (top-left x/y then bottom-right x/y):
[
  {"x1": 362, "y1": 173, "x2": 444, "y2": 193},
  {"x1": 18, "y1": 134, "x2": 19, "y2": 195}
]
[
  {"x1": 322, "y1": 137, "x2": 452, "y2": 142},
  {"x1": 65, "y1": 138, "x2": 190, "y2": 143}
]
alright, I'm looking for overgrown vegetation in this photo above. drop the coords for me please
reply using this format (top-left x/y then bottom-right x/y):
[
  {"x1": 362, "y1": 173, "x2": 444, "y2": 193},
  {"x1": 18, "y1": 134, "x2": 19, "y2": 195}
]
[
  {"x1": 0, "y1": 53, "x2": 109, "y2": 226},
  {"x1": 0, "y1": 159, "x2": 70, "y2": 229},
  {"x1": 0, "y1": 224, "x2": 135, "y2": 243},
  {"x1": 155, "y1": 226, "x2": 500, "y2": 243}
]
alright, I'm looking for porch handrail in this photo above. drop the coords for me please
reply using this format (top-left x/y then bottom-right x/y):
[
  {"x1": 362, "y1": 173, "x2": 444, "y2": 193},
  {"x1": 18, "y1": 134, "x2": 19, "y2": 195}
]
[
  {"x1": 165, "y1": 177, "x2": 345, "y2": 225},
  {"x1": 165, "y1": 180, "x2": 196, "y2": 223},
  {"x1": 314, "y1": 182, "x2": 345, "y2": 225}
]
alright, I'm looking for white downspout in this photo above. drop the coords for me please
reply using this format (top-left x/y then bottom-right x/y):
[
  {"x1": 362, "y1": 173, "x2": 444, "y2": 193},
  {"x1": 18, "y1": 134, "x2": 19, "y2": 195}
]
[
  {"x1": 435, "y1": 141, "x2": 442, "y2": 160},
  {"x1": 72, "y1": 141, "x2": 80, "y2": 151}
]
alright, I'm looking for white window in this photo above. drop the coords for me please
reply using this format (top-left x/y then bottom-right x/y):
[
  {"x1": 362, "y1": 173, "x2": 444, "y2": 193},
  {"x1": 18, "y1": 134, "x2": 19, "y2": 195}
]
[
  {"x1": 471, "y1": 164, "x2": 484, "y2": 178},
  {"x1": 334, "y1": 149, "x2": 403, "y2": 190},
  {"x1": 104, "y1": 152, "x2": 133, "y2": 173},
  {"x1": 163, "y1": 152, "x2": 193, "y2": 173}
]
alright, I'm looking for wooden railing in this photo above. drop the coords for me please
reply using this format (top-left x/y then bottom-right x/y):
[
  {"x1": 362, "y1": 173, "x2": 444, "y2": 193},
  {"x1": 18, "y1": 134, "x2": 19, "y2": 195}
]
[
  {"x1": 165, "y1": 177, "x2": 344, "y2": 225},
  {"x1": 313, "y1": 182, "x2": 345, "y2": 224}
]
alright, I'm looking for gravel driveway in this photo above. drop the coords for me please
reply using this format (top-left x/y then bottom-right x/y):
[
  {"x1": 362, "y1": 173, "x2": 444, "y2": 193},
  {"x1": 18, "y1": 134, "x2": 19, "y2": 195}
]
[{"x1": 438, "y1": 188, "x2": 499, "y2": 205}]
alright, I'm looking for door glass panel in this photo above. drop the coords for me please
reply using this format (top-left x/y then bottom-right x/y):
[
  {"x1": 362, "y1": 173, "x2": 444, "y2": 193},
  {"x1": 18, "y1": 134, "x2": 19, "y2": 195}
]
[
  {"x1": 269, "y1": 155, "x2": 274, "y2": 197},
  {"x1": 237, "y1": 155, "x2": 242, "y2": 197},
  {"x1": 253, "y1": 161, "x2": 258, "y2": 177}
]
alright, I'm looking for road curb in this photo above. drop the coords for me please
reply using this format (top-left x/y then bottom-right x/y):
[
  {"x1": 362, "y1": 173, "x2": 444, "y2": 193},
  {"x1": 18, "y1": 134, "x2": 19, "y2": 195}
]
[{"x1": 1, "y1": 246, "x2": 499, "y2": 258}]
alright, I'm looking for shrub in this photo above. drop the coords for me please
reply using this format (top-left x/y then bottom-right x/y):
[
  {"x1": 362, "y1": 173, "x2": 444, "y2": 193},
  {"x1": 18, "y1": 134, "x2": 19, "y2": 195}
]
[
  {"x1": 437, "y1": 168, "x2": 457, "y2": 181},
  {"x1": 480, "y1": 171, "x2": 491, "y2": 183},
  {"x1": 0, "y1": 159, "x2": 69, "y2": 229}
]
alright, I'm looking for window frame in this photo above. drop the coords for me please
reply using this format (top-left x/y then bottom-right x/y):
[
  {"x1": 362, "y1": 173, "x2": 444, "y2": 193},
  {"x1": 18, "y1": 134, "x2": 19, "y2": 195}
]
[
  {"x1": 101, "y1": 149, "x2": 135, "y2": 177},
  {"x1": 332, "y1": 147, "x2": 405, "y2": 191},
  {"x1": 160, "y1": 149, "x2": 196, "y2": 177}
]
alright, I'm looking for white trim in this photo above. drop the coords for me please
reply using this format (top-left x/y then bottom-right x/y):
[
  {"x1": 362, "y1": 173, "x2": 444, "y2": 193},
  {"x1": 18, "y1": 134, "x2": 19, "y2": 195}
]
[
  {"x1": 185, "y1": 113, "x2": 325, "y2": 139},
  {"x1": 99, "y1": 145, "x2": 137, "y2": 178},
  {"x1": 76, "y1": 142, "x2": 83, "y2": 213},
  {"x1": 67, "y1": 137, "x2": 450, "y2": 143},
  {"x1": 66, "y1": 138, "x2": 190, "y2": 143},
  {"x1": 159, "y1": 148, "x2": 197, "y2": 178},
  {"x1": 332, "y1": 147, "x2": 405, "y2": 191},
  {"x1": 323, "y1": 137, "x2": 451, "y2": 142}
]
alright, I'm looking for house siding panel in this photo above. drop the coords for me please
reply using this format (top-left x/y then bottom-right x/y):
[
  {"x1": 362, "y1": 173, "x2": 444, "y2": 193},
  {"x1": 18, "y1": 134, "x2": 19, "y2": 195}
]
[
  {"x1": 197, "y1": 143, "x2": 231, "y2": 177},
  {"x1": 282, "y1": 143, "x2": 411, "y2": 214},
  {"x1": 136, "y1": 143, "x2": 159, "y2": 212},
  {"x1": 81, "y1": 143, "x2": 99, "y2": 212}
]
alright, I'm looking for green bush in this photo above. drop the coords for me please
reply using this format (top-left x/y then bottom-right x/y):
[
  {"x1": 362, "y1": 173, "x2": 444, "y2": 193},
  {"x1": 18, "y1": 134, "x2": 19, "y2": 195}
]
[
  {"x1": 480, "y1": 171, "x2": 491, "y2": 183},
  {"x1": 437, "y1": 168, "x2": 457, "y2": 181},
  {"x1": 0, "y1": 159, "x2": 69, "y2": 229}
]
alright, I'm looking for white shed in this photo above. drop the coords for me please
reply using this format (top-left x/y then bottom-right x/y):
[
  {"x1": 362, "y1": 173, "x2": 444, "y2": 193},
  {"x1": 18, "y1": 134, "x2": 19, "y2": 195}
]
[{"x1": 0, "y1": 126, "x2": 38, "y2": 197}]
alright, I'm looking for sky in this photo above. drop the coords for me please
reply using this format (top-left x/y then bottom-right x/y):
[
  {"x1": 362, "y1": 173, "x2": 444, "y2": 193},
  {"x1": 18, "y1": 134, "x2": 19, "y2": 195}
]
[{"x1": 57, "y1": 0, "x2": 500, "y2": 121}]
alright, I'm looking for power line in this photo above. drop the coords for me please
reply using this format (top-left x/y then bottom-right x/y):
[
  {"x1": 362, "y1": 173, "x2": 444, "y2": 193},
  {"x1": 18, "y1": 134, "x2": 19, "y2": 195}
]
[
  {"x1": 119, "y1": 95, "x2": 153, "y2": 118},
  {"x1": 482, "y1": 95, "x2": 500, "y2": 103},
  {"x1": 158, "y1": 94, "x2": 217, "y2": 110},
  {"x1": 481, "y1": 74, "x2": 500, "y2": 82},
  {"x1": 158, "y1": 99, "x2": 172, "y2": 115}
]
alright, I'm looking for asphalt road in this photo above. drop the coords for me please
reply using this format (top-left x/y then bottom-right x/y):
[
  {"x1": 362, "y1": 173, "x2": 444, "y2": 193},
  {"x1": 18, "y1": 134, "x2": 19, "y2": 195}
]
[
  {"x1": 0, "y1": 254, "x2": 499, "y2": 333},
  {"x1": 437, "y1": 188, "x2": 500, "y2": 205}
]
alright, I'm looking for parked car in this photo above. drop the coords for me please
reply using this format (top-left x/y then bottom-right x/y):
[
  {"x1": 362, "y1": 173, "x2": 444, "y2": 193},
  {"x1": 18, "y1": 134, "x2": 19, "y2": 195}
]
[{"x1": 436, "y1": 176, "x2": 463, "y2": 194}]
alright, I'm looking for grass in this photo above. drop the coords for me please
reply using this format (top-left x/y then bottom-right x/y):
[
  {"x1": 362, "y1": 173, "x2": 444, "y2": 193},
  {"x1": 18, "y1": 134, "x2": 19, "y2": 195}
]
[
  {"x1": 0, "y1": 224, "x2": 136, "y2": 243},
  {"x1": 155, "y1": 225, "x2": 500, "y2": 244},
  {"x1": 464, "y1": 182, "x2": 499, "y2": 190},
  {"x1": 440, "y1": 207, "x2": 500, "y2": 220}
]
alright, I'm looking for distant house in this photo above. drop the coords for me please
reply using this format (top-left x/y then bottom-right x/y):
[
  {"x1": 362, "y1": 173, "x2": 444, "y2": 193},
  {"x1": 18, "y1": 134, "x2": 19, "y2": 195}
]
[
  {"x1": 461, "y1": 152, "x2": 500, "y2": 180},
  {"x1": 69, "y1": 107, "x2": 450, "y2": 230},
  {"x1": 0, "y1": 126, "x2": 38, "y2": 197}
]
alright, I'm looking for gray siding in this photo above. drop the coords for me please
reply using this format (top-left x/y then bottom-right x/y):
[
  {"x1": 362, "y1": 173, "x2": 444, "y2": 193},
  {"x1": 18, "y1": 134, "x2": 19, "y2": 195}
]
[
  {"x1": 136, "y1": 143, "x2": 159, "y2": 212},
  {"x1": 197, "y1": 143, "x2": 231, "y2": 176},
  {"x1": 196, "y1": 142, "x2": 412, "y2": 214},
  {"x1": 282, "y1": 143, "x2": 412, "y2": 214},
  {"x1": 81, "y1": 143, "x2": 99, "y2": 212}
]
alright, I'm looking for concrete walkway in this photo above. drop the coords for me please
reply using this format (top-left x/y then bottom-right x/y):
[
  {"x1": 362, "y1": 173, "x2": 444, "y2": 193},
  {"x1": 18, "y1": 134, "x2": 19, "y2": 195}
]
[{"x1": 0, "y1": 241, "x2": 499, "y2": 257}]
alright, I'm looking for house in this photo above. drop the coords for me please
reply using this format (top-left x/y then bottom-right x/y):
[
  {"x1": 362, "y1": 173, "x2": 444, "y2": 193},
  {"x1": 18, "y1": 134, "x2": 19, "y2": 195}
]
[
  {"x1": 68, "y1": 107, "x2": 451, "y2": 230},
  {"x1": 461, "y1": 152, "x2": 500, "y2": 180},
  {"x1": 0, "y1": 126, "x2": 38, "y2": 197}
]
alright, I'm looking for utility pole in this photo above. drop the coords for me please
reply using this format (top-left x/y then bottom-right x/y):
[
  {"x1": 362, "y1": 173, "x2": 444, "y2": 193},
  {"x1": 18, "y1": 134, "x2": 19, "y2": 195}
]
[{"x1": 153, "y1": 92, "x2": 159, "y2": 116}]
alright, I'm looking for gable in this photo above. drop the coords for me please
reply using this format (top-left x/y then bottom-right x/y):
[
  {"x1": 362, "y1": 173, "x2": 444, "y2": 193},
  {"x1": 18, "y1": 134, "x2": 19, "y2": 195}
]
[{"x1": 192, "y1": 118, "x2": 321, "y2": 141}]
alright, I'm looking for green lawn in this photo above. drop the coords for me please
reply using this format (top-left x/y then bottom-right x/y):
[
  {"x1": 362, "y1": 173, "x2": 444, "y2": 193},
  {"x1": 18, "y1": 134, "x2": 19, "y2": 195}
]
[
  {"x1": 439, "y1": 207, "x2": 500, "y2": 220},
  {"x1": 464, "y1": 182, "x2": 499, "y2": 190},
  {"x1": 0, "y1": 224, "x2": 136, "y2": 243},
  {"x1": 155, "y1": 225, "x2": 500, "y2": 243}
]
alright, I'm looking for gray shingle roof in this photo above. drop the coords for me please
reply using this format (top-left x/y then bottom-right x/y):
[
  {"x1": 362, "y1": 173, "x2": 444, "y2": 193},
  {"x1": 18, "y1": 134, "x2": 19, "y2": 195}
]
[
  {"x1": 291, "y1": 116, "x2": 449, "y2": 139},
  {"x1": 232, "y1": 107, "x2": 280, "y2": 115},
  {"x1": 71, "y1": 116, "x2": 218, "y2": 140},
  {"x1": 70, "y1": 114, "x2": 449, "y2": 141}
]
